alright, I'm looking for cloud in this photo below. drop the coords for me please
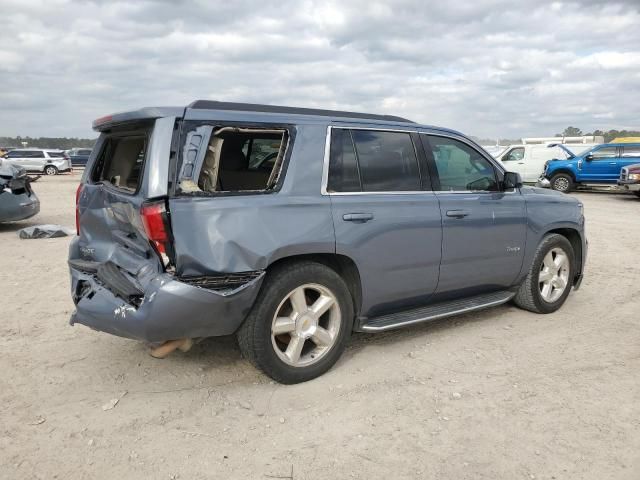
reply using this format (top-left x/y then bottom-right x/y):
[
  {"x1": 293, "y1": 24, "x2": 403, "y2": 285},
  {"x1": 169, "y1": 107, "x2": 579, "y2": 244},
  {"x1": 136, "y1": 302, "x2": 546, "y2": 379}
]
[{"x1": 0, "y1": 0, "x2": 638, "y2": 139}]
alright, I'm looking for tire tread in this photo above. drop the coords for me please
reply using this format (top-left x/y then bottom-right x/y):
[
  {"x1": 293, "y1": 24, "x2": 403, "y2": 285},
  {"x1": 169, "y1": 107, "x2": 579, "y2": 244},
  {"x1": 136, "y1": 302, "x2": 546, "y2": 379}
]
[
  {"x1": 237, "y1": 261, "x2": 353, "y2": 384},
  {"x1": 513, "y1": 233, "x2": 574, "y2": 314}
]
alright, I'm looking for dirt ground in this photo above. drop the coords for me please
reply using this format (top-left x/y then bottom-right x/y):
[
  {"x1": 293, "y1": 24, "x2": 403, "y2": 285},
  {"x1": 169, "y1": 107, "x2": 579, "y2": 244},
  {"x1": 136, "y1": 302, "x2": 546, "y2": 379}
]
[{"x1": 1, "y1": 174, "x2": 638, "y2": 480}]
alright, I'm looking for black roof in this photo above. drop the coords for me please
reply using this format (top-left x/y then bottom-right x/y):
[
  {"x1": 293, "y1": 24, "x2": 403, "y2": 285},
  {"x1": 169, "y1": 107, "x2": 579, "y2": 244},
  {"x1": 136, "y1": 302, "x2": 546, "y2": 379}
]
[{"x1": 188, "y1": 100, "x2": 414, "y2": 123}]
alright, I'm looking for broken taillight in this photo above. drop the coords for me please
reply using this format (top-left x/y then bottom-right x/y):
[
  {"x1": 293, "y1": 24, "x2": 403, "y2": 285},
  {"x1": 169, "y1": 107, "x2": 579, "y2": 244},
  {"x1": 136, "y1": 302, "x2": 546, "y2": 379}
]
[
  {"x1": 140, "y1": 200, "x2": 174, "y2": 267},
  {"x1": 75, "y1": 183, "x2": 83, "y2": 235}
]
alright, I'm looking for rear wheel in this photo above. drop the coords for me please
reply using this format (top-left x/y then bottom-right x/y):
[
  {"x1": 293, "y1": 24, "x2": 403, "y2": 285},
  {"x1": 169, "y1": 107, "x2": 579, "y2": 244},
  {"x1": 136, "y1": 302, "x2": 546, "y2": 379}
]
[
  {"x1": 513, "y1": 234, "x2": 575, "y2": 314},
  {"x1": 633, "y1": 191, "x2": 640, "y2": 198},
  {"x1": 237, "y1": 261, "x2": 354, "y2": 384},
  {"x1": 44, "y1": 165, "x2": 58, "y2": 176}
]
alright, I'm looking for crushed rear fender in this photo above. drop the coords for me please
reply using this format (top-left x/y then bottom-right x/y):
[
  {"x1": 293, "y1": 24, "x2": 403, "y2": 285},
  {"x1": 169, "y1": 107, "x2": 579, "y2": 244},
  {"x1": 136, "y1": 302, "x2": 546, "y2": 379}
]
[{"x1": 69, "y1": 262, "x2": 265, "y2": 343}]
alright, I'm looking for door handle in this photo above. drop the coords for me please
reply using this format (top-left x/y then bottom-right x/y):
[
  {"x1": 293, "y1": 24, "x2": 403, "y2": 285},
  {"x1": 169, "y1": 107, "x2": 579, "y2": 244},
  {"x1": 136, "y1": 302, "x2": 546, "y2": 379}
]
[
  {"x1": 343, "y1": 213, "x2": 374, "y2": 222},
  {"x1": 517, "y1": 162, "x2": 525, "y2": 165},
  {"x1": 609, "y1": 162, "x2": 617, "y2": 165},
  {"x1": 446, "y1": 209, "x2": 470, "y2": 218}
]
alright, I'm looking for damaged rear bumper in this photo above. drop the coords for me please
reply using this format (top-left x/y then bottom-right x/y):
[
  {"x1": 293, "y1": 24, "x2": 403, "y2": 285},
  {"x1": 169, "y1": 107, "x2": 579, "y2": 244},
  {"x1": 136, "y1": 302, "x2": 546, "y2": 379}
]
[
  {"x1": 69, "y1": 262, "x2": 265, "y2": 343},
  {"x1": 0, "y1": 190, "x2": 40, "y2": 222}
]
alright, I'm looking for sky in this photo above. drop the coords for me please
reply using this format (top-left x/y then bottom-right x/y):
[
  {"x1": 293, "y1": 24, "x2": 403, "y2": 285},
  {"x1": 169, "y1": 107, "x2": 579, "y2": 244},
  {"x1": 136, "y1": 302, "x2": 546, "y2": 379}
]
[{"x1": 1, "y1": 0, "x2": 639, "y2": 139}]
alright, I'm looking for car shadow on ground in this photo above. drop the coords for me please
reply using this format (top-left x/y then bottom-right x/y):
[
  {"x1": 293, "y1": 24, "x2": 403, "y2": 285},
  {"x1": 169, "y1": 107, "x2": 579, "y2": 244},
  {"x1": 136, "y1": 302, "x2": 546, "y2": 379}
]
[
  {"x1": 0, "y1": 219, "x2": 41, "y2": 233},
  {"x1": 124, "y1": 302, "x2": 518, "y2": 384}
]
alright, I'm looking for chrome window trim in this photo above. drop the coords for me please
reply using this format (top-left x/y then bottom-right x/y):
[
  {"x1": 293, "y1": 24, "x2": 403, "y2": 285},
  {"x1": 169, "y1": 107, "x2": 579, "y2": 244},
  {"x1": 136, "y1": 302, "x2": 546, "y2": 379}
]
[{"x1": 321, "y1": 125, "x2": 518, "y2": 196}]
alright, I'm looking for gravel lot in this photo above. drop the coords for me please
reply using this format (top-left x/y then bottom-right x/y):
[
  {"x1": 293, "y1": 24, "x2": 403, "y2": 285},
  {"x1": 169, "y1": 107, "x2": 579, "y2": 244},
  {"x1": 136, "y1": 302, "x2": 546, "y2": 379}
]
[{"x1": 1, "y1": 175, "x2": 639, "y2": 480}]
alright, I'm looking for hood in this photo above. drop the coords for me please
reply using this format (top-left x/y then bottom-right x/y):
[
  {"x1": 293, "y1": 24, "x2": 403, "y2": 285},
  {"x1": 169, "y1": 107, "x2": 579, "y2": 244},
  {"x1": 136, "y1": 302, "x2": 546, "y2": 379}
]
[
  {"x1": 521, "y1": 185, "x2": 580, "y2": 203},
  {"x1": 0, "y1": 161, "x2": 27, "y2": 181},
  {"x1": 547, "y1": 143, "x2": 575, "y2": 159}
]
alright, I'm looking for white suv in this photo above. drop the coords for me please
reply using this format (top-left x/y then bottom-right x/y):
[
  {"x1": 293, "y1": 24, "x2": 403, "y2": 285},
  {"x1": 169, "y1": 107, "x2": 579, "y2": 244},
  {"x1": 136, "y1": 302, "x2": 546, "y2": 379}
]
[{"x1": 2, "y1": 149, "x2": 71, "y2": 175}]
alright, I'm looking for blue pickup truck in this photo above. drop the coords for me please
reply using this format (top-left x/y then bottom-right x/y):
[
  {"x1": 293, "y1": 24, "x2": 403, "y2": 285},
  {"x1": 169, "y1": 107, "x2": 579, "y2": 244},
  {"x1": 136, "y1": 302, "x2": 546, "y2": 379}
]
[{"x1": 539, "y1": 143, "x2": 640, "y2": 192}]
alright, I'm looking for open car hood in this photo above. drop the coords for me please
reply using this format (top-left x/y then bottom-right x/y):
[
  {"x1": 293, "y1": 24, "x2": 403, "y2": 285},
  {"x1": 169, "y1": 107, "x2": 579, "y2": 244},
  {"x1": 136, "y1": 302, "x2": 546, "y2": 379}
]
[{"x1": 547, "y1": 143, "x2": 575, "y2": 159}]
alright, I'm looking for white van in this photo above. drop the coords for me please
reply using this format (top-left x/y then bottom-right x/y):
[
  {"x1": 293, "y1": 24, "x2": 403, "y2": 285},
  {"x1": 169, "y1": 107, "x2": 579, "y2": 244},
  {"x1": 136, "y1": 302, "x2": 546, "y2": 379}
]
[{"x1": 496, "y1": 143, "x2": 598, "y2": 183}]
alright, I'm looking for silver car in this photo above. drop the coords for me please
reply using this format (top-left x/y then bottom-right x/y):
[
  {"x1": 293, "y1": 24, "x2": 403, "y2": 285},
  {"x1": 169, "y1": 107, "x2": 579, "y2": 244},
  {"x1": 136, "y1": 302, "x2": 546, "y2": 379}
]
[{"x1": 2, "y1": 148, "x2": 72, "y2": 175}]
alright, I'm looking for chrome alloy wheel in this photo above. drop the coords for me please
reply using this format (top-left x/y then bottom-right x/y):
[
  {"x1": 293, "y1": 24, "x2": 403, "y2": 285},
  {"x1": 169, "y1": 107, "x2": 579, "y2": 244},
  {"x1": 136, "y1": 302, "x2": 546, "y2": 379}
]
[
  {"x1": 553, "y1": 177, "x2": 569, "y2": 192},
  {"x1": 538, "y1": 247, "x2": 570, "y2": 303},
  {"x1": 270, "y1": 283, "x2": 341, "y2": 367}
]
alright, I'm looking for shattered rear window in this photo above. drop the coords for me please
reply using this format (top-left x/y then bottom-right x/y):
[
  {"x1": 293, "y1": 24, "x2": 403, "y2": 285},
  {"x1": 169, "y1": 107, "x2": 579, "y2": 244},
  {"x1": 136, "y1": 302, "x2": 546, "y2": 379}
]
[
  {"x1": 178, "y1": 126, "x2": 289, "y2": 194},
  {"x1": 92, "y1": 134, "x2": 147, "y2": 192}
]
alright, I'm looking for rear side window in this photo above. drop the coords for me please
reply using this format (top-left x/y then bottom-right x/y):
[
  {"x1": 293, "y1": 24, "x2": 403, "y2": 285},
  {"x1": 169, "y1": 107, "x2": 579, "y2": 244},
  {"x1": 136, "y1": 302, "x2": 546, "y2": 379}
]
[
  {"x1": 47, "y1": 151, "x2": 65, "y2": 158},
  {"x1": 622, "y1": 146, "x2": 640, "y2": 157},
  {"x1": 328, "y1": 129, "x2": 361, "y2": 192},
  {"x1": 178, "y1": 125, "x2": 289, "y2": 194},
  {"x1": 20, "y1": 151, "x2": 44, "y2": 158},
  {"x1": 327, "y1": 129, "x2": 421, "y2": 192},
  {"x1": 92, "y1": 135, "x2": 146, "y2": 192}
]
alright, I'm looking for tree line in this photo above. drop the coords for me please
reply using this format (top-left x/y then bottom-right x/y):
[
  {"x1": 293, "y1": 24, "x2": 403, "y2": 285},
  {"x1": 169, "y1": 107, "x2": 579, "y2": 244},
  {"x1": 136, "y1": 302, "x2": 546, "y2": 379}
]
[
  {"x1": 554, "y1": 127, "x2": 640, "y2": 143},
  {"x1": 475, "y1": 127, "x2": 640, "y2": 146},
  {"x1": 0, "y1": 136, "x2": 97, "y2": 149}
]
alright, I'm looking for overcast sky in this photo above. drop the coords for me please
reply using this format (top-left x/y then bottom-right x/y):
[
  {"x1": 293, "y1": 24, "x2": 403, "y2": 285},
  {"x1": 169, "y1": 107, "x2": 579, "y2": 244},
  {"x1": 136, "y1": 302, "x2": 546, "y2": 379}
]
[{"x1": 1, "y1": 0, "x2": 639, "y2": 139}]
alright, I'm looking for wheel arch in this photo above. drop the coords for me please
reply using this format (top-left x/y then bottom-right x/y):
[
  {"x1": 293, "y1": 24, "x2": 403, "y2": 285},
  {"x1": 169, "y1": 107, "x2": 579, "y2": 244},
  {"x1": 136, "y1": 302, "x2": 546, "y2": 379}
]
[
  {"x1": 266, "y1": 253, "x2": 363, "y2": 318},
  {"x1": 545, "y1": 227, "x2": 584, "y2": 282},
  {"x1": 549, "y1": 169, "x2": 576, "y2": 181}
]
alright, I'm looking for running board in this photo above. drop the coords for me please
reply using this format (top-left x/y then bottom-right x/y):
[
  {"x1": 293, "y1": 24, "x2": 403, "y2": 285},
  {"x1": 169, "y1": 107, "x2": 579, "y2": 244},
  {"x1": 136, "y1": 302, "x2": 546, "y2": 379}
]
[{"x1": 359, "y1": 290, "x2": 515, "y2": 333}]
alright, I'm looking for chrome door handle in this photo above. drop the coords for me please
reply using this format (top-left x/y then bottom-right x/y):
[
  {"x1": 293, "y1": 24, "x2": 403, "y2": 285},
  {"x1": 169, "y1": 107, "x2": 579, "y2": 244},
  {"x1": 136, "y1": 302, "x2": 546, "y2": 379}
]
[
  {"x1": 343, "y1": 213, "x2": 374, "y2": 222},
  {"x1": 609, "y1": 162, "x2": 617, "y2": 165},
  {"x1": 446, "y1": 209, "x2": 470, "y2": 218}
]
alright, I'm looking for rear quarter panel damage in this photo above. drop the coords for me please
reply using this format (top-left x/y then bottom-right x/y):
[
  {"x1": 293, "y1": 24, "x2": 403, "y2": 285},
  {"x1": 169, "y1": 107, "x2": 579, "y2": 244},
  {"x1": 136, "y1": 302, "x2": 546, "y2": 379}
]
[{"x1": 168, "y1": 124, "x2": 335, "y2": 276}]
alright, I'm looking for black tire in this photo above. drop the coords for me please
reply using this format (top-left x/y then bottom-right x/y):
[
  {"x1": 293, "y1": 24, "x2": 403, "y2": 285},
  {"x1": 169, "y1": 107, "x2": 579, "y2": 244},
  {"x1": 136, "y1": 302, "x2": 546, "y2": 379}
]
[
  {"x1": 44, "y1": 165, "x2": 58, "y2": 176},
  {"x1": 633, "y1": 191, "x2": 640, "y2": 198},
  {"x1": 550, "y1": 173, "x2": 574, "y2": 192},
  {"x1": 237, "y1": 261, "x2": 354, "y2": 384},
  {"x1": 513, "y1": 233, "x2": 575, "y2": 314}
]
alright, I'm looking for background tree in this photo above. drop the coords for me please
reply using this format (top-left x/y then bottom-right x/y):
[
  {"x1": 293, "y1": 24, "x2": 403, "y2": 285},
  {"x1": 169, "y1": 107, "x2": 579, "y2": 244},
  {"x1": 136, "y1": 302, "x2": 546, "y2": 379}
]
[{"x1": 557, "y1": 126, "x2": 583, "y2": 137}]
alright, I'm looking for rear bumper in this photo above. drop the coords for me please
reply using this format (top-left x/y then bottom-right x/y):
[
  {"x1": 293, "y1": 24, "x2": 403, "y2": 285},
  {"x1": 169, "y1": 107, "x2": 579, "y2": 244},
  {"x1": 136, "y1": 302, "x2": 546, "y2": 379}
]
[
  {"x1": 69, "y1": 259, "x2": 265, "y2": 343},
  {"x1": 0, "y1": 190, "x2": 40, "y2": 222}
]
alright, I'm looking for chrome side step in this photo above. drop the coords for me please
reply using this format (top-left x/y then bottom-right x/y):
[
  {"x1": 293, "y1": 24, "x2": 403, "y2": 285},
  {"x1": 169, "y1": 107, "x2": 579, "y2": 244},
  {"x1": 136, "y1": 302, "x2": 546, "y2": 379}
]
[{"x1": 359, "y1": 290, "x2": 515, "y2": 333}]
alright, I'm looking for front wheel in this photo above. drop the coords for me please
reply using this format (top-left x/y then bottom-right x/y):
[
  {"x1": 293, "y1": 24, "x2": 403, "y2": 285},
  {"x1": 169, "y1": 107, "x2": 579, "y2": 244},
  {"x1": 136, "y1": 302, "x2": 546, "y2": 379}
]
[
  {"x1": 550, "y1": 173, "x2": 574, "y2": 192},
  {"x1": 513, "y1": 234, "x2": 575, "y2": 314},
  {"x1": 237, "y1": 261, "x2": 354, "y2": 384},
  {"x1": 44, "y1": 165, "x2": 58, "y2": 175}
]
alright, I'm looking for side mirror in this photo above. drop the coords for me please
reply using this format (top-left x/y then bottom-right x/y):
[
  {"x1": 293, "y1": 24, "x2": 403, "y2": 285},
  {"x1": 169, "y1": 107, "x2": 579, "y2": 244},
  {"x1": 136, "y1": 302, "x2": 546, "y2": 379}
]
[
  {"x1": 503, "y1": 171, "x2": 523, "y2": 190},
  {"x1": 585, "y1": 154, "x2": 593, "y2": 161}
]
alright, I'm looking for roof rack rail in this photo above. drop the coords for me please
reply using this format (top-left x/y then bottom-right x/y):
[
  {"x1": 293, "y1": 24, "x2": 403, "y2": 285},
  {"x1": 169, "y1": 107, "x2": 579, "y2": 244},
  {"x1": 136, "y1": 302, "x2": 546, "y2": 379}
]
[{"x1": 187, "y1": 100, "x2": 414, "y2": 123}]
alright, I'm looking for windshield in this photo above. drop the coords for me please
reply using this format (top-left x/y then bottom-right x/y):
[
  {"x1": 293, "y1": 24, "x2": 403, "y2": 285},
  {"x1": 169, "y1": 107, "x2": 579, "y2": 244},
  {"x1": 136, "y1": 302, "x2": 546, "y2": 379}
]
[{"x1": 574, "y1": 146, "x2": 594, "y2": 157}]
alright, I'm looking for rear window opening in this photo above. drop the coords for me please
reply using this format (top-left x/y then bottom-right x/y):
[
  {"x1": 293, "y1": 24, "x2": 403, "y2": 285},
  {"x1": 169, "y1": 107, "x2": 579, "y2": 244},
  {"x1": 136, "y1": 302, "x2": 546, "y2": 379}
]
[
  {"x1": 92, "y1": 134, "x2": 147, "y2": 192},
  {"x1": 179, "y1": 126, "x2": 289, "y2": 194}
]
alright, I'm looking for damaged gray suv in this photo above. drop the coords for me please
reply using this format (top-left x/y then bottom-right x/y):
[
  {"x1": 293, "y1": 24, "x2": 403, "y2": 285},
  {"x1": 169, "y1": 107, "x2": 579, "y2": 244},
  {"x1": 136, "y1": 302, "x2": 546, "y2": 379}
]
[{"x1": 69, "y1": 101, "x2": 587, "y2": 383}]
